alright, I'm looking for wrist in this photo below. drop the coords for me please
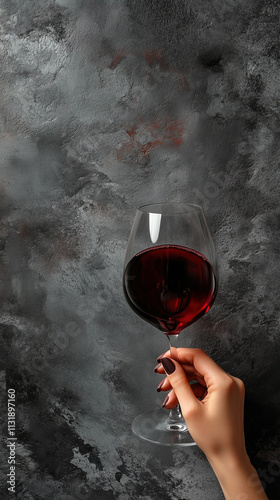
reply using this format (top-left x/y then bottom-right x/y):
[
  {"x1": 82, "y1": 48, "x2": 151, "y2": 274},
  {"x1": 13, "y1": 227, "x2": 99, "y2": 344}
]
[
  {"x1": 207, "y1": 448, "x2": 252, "y2": 474},
  {"x1": 206, "y1": 451, "x2": 268, "y2": 500}
]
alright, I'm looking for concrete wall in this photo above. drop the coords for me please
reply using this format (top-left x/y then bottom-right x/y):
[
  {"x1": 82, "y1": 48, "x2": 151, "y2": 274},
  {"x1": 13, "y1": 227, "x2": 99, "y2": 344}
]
[{"x1": 0, "y1": 1, "x2": 279, "y2": 498}]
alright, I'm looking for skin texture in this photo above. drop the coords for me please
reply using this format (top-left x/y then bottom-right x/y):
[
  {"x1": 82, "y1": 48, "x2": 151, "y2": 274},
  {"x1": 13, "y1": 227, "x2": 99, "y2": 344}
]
[{"x1": 155, "y1": 348, "x2": 268, "y2": 500}]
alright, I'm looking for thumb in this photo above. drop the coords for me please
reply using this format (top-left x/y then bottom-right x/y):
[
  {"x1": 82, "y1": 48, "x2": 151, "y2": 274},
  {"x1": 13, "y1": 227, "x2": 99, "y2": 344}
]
[{"x1": 161, "y1": 357, "x2": 200, "y2": 416}]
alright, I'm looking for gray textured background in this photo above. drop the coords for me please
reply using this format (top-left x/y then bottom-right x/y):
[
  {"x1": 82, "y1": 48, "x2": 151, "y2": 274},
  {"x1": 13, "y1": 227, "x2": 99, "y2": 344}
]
[{"x1": 0, "y1": 0, "x2": 280, "y2": 498}]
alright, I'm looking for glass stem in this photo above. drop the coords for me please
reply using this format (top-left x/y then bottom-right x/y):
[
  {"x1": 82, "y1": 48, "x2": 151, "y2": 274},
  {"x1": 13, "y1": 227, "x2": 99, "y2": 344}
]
[
  {"x1": 167, "y1": 333, "x2": 179, "y2": 362},
  {"x1": 166, "y1": 334, "x2": 184, "y2": 423}
]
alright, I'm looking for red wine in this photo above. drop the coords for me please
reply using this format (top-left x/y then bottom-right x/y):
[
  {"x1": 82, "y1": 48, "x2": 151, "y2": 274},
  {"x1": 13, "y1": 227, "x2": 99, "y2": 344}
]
[{"x1": 123, "y1": 245, "x2": 217, "y2": 335}]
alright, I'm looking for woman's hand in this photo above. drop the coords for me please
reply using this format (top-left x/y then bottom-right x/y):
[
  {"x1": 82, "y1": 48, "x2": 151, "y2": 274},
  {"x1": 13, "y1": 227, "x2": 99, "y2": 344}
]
[
  {"x1": 155, "y1": 348, "x2": 268, "y2": 500},
  {"x1": 155, "y1": 347, "x2": 245, "y2": 459}
]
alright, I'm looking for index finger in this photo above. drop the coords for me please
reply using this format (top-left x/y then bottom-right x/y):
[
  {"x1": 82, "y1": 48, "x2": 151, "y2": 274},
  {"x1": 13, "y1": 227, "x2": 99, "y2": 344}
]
[{"x1": 160, "y1": 348, "x2": 226, "y2": 385}]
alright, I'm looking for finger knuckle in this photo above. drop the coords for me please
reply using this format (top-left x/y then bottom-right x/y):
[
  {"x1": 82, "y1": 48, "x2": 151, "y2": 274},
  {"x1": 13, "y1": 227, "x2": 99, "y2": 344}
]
[
  {"x1": 194, "y1": 348, "x2": 205, "y2": 356},
  {"x1": 221, "y1": 375, "x2": 235, "y2": 391},
  {"x1": 236, "y1": 378, "x2": 245, "y2": 395},
  {"x1": 221, "y1": 375, "x2": 245, "y2": 397}
]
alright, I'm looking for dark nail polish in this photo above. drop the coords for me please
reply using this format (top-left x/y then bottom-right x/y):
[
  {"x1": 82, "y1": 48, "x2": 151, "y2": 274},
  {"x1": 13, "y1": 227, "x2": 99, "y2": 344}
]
[
  {"x1": 153, "y1": 363, "x2": 161, "y2": 372},
  {"x1": 162, "y1": 395, "x2": 169, "y2": 408},
  {"x1": 156, "y1": 353, "x2": 165, "y2": 363},
  {"x1": 156, "y1": 380, "x2": 164, "y2": 392},
  {"x1": 161, "y1": 357, "x2": 176, "y2": 375}
]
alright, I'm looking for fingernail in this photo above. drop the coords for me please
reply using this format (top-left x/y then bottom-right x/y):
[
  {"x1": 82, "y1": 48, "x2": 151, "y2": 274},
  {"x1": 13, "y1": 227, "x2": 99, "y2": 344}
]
[
  {"x1": 156, "y1": 380, "x2": 165, "y2": 392},
  {"x1": 162, "y1": 395, "x2": 169, "y2": 408},
  {"x1": 156, "y1": 353, "x2": 165, "y2": 362},
  {"x1": 153, "y1": 363, "x2": 161, "y2": 372},
  {"x1": 161, "y1": 357, "x2": 176, "y2": 375}
]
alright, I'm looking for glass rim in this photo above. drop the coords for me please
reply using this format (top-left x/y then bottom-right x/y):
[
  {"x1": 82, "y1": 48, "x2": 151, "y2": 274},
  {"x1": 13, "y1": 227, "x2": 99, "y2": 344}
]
[{"x1": 137, "y1": 202, "x2": 203, "y2": 215}]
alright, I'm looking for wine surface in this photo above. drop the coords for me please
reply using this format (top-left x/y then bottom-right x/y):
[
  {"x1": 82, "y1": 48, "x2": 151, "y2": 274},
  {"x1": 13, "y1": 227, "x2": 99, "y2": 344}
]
[{"x1": 123, "y1": 245, "x2": 217, "y2": 334}]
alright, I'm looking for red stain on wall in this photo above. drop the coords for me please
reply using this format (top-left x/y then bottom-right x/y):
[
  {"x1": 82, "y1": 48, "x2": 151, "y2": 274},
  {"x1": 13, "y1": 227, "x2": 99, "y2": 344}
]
[
  {"x1": 109, "y1": 49, "x2": 190, "y2": 90},
  {"x1": 125, "y1": 126, "x2": 136, "y2": 138},
  {"x1": 117, "y1": 118, "x2": 184, "y2": 162},
  {"x1": 109, "y1": 52, "x2": 127, "y2": 69},
  {"x1": 144, "y1": 50, "x2": 170, "y2": 70},
  {"x1": 109, "y1": 49, "x2": 188, "y2": 162}
]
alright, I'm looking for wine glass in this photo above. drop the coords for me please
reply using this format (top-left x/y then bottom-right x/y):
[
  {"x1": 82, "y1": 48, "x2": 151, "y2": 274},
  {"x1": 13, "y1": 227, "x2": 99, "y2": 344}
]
[{"x1": 123, "y1": 202, "x2": 218, "y2": 446}]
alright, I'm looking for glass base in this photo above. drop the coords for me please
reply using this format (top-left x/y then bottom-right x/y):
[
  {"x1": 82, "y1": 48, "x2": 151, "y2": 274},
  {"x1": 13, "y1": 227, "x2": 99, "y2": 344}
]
[{"x1": 132, "y1": 408, "x2": 197, "y2": 446}]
